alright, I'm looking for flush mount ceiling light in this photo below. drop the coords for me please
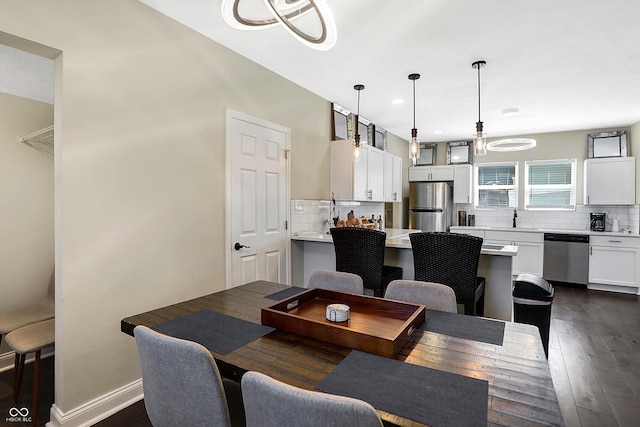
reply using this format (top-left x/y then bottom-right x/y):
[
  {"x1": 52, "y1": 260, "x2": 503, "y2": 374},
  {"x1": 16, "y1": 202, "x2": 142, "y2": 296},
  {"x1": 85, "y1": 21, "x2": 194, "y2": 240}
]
[
  {"x1": 353, "y1": 84, "x2": 365, "y2": 161},
  {"x1": 221, "y1": 0, "x2": 337, "y2": 51},
  {"x1": 487, "y1": 108, "x2": 537, "y2": 152},
  {"x1": 408, "y1": 73, "x2": 421, "y2": 166},
  {"x1": 472, "y1": 60, "x2": 487, "y2": 156}
]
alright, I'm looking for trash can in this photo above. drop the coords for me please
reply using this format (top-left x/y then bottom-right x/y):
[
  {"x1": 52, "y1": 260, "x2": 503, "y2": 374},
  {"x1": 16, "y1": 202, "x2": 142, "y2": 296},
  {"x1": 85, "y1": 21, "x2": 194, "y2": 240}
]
[{"x1": 513, "y1": 273, "x2": 554, "y2": 358}]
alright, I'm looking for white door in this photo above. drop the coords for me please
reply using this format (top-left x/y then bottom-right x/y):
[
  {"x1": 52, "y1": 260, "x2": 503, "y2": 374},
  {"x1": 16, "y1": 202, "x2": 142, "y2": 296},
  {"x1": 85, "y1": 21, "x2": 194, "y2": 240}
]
[{"x1": 226, "y1": 110, "x2": 290, "y2": 288}]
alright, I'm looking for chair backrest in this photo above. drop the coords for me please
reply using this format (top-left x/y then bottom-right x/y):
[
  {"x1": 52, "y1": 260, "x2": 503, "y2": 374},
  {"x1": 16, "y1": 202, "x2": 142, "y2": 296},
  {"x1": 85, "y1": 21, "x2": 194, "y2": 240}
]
[
  {"x1": 134, "y1": 326, "x2": 232, "y2": 427},
  {"x1": 330, "y1": 227, "x2": 386, "y2": 290},
  {"x1": 409, "y1": 232, "x2": 483, "y2": 312},
  {"x1": 241, "y1": 371, "x2": 383, "y2": 427},
  {"x1": 384, "y1": 279, "x2": 457, "y2": 313},
  {"x1": 307, "y1": 270, "x2": 364, "y2": 294}
]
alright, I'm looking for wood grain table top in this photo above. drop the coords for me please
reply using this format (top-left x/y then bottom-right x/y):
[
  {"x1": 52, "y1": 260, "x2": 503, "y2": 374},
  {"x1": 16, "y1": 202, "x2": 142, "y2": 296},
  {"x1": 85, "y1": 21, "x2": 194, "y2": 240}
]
[{"x1": 121, "y1": 280, "x2": 563, "y2": 427}]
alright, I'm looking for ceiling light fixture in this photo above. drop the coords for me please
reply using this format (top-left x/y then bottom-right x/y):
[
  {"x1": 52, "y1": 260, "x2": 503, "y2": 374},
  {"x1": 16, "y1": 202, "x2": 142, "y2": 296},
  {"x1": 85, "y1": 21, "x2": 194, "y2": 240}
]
[
  {"x1": 221, "y1": 0, "x2": 337, "y2": 51},
  {"x1": 408, "y1": 73, "x2": 421, "y2": 166},
  {"x1": 353, "y1": 84, "x2": 365, "y2": 161},
  {"x1": 487, "y1": 108, "x2": 537, "y2": 152},
  {"x1": 472, "y1": 60, "x2": 487, "y2": 157}
]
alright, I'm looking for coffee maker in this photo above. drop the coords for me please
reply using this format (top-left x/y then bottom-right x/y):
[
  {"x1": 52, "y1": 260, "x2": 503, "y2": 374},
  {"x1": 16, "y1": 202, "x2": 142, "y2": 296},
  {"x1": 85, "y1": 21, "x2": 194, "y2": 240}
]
[{"x1": 590, "y1": 213, "x2": 606, "y2": 232}]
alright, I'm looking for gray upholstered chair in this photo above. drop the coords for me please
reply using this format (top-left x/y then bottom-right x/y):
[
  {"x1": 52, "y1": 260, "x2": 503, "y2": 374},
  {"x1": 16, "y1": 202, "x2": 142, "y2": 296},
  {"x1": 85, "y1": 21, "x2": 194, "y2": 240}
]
[
  {"x1": 307, "y1": 270, "x2": 364, "y2": 294},
  {"x1": 384, "y1": 279, "x2": 458, "y2": 313},
  {"x1": 0, "y1": 269, "x2": 55, "y2": 347},
  {"x1": 241, "y1": 371, "x2": 383, "y2": 427},
  {"x1": 133, "y1": 325, "x2": 245, "y2": 427}
]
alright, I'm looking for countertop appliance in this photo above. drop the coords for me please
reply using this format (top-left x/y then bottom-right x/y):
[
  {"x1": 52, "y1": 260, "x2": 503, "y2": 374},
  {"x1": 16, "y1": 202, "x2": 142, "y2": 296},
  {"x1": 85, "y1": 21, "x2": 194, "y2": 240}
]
[
  {"x1": 543, "y1": 233, "x2": 590, "y2": 285},
  {"x1": 590, "y1": 213, "x2": 606, "y2": 232},
  {"x1": 409, "y1": 182, "x2": 453, "y2": 232}
]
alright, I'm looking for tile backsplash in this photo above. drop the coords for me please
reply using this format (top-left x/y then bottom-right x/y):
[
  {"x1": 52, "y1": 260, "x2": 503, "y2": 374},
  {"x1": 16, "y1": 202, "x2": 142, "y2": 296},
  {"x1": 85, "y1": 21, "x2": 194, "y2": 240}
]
[
  {"x1": 290, "y1": 199, "x2": 385, "y2": 234},
  {"x1": 454, "y1": 203, "x2": 639, "y2": 233}
]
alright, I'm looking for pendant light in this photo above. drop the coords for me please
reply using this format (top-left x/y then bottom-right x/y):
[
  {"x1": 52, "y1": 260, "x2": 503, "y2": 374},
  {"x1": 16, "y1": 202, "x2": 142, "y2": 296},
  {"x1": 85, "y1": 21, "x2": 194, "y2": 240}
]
[
  {"x1": 487, "y1": 108, "x2": 537, "y2": 151},
  {"x1": 408, "y1": 73, "x2": 421, "y2": 166},
  {"x1": 472, "y1": 60, "x2": 487, "y2": 156},
  {"x1": 353, "y1": 84, "x2": 365, "y2": 161}
]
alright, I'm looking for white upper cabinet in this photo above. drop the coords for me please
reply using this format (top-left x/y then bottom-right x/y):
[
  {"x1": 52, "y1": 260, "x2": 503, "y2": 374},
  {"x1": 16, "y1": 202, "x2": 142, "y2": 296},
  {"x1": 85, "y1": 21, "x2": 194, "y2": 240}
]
[
  {"x1": 331, "y1": 140, "x2": 402, "y2": 202},
  {"x1": 408, "y1": 165, "x2": 454, "y2": 182},
  {"x1": 584, "y1": 157, "x2": 636, "y2": 205},
  {"x1": 453, "y1": 164, "x2": 473, "y2": 204}
]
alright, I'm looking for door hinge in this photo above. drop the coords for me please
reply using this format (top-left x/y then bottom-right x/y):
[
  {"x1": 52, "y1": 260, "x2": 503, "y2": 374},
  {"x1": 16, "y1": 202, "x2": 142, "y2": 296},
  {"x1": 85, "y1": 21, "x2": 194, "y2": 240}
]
[
  {"x1": 284, "y1": 149, "x2": 290, "y2": 160},
  {"x1": 285, "y1": 220, "x2": 288, "y2": 230}
]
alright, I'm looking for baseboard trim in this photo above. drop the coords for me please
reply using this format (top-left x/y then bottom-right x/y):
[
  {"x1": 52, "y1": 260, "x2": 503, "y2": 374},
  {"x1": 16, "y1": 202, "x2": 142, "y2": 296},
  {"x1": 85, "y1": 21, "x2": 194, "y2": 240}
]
[
  {"x1": 46, "y1": 379, "x2": 143, "y2": 427},
  {"x1": 0, "y1": 349, "x2": 55, "y2": 373}
]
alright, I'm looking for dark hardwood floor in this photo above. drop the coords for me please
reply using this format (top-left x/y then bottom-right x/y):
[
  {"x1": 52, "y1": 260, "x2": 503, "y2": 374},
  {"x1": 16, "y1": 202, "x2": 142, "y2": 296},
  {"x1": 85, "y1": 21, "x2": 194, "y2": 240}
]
[{"x1": 1, "y1": 284, "x2": 638, "y2": 426}]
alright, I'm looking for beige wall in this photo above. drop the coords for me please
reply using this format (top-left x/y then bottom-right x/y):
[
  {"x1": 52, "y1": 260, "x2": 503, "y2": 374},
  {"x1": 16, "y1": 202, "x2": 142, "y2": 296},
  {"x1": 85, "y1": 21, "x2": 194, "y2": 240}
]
[
  {"x1": 429, "y1": 126, "x2": 633, "y2": 208},
  {"x1": 0, "y1": 93, "x2": 54, "y2": 353},
  {"x1": 0, "y1": 0, "x2": 348, "y2": 415}
]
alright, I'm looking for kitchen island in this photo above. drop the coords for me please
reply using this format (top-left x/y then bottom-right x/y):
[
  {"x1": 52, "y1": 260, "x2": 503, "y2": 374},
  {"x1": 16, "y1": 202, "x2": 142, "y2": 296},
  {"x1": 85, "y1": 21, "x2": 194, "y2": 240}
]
[{"x1": 291, "y1": 228, "x2": 518, "y2": 321}]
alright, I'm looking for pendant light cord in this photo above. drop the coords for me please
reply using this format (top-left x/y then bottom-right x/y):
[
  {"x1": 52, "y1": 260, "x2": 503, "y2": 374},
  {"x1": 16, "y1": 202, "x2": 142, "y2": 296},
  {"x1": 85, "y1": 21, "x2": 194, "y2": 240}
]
[
  {"x1": 477, "y1": 65, "x2": 481, "y2": 122},
  {"x1": 412, "y1": 78, "x2": 416, "y2": 129}
]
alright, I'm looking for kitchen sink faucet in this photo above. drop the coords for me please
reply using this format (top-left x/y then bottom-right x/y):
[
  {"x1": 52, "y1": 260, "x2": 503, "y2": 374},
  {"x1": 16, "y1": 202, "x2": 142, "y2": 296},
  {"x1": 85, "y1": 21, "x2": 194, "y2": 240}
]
[{"x1": 513, "y1": 208, "x2": 517, "y2": 228}]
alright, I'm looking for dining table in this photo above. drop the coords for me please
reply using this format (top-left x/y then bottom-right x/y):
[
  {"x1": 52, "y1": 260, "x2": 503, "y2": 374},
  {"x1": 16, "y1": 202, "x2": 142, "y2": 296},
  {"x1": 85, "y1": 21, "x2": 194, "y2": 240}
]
[{"x1": 121, "y1": 280, "x2": 564, "y2": 427}]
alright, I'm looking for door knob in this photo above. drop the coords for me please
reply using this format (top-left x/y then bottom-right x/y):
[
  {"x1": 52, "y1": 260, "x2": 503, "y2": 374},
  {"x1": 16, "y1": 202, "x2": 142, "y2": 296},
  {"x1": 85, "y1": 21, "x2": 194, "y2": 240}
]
[{"x1": 234, "y1": 243, "x2": 251, "y2": 251}]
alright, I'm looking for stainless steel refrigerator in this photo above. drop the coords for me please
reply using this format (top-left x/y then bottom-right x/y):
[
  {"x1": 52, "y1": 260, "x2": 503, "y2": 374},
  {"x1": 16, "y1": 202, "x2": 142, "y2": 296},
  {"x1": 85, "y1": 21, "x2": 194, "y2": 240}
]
[{"x1": 409, "y1": 182, "x2": 453, "y2": 232}]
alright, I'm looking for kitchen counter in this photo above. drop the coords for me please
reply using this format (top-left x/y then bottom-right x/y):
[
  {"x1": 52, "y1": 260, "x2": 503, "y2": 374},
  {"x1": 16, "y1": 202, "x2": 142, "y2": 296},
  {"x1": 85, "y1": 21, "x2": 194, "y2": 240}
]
[
  {"x1": 291, "y1": 228, "x2": 518, "y2": 321},
  {"x1": 451, "y1": 225, "x2": 640, "y2": 238}
]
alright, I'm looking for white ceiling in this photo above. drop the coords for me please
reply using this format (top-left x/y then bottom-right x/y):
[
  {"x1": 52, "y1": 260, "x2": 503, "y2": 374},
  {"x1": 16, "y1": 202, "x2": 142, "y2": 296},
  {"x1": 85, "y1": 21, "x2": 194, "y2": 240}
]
[
  {"x1": 4, "y1": 1, "x2": 640, "y2": 143},
  {"x1": 138, "y1": 0, "x2": 640, "y2": 142}
]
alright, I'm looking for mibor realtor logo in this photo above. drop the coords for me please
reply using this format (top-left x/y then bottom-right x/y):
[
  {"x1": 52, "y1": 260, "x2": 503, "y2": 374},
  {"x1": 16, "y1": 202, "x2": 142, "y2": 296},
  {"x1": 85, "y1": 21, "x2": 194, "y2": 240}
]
[{"x1": 6, "y1": 406, "x2": 32, "y2": 423}]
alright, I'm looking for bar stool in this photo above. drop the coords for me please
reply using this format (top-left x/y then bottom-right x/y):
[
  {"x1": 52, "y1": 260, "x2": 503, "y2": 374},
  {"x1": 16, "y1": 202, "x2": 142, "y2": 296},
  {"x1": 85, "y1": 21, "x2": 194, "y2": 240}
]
[
  {"x1": 5, "y1": 318, "x2": 55, "y2": 426},
  {"x1": 330, "y1": 227, "x2": 403, "y2": 297}
]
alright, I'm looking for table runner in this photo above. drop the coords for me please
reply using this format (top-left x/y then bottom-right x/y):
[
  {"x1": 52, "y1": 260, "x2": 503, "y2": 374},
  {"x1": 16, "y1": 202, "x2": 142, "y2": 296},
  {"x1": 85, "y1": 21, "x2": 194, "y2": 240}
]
[
  {"x1": 264, "y1": 286, "x2": 307, "y2": 300},
  {"x1": 421, "y1": 309, "x2": 505, "y2": 345},
  {"x1": 154, "y1": 309, "x2": 274, "y2": 355},
  {"x1": 316, "y1": 350, "x2": 488, "y2": 427}
]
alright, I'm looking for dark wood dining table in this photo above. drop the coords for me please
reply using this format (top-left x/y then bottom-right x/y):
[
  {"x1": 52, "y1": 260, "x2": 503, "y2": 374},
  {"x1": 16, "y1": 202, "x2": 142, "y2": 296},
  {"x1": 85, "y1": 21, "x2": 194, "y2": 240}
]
[{"x1": 121, "y1": 280, "x2": 564, "y2": 427}]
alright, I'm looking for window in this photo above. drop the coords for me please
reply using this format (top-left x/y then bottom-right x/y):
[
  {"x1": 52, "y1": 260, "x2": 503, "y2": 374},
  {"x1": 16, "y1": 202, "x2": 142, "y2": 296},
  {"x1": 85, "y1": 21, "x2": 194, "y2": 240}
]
[
  {"x1": 525, "y1": 159, "x2": 576, "y2": 210},
  {"x1": 475, "y1": 162, "x2": 518, "y2": 208}
]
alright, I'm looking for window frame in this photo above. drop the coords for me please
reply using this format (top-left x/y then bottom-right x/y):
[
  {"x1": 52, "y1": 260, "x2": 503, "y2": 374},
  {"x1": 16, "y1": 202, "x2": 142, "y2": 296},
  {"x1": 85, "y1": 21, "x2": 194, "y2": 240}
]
[
  {"x1": 474, "y1": 161, "x2": 519, "y2": 209},
  {"x1": 524, "y1": 159, "x2": 577, "y2": 211}
]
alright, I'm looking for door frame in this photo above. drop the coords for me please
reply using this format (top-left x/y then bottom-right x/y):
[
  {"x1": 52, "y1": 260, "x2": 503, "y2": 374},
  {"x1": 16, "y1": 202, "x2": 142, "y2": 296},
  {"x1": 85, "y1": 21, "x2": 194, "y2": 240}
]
[{"x1": 224, "y1": 109, "x2": 291, "y2": 288}]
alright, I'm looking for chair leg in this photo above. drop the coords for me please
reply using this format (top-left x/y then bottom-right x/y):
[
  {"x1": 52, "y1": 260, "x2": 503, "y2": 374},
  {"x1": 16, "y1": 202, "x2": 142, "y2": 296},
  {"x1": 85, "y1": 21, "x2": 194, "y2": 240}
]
[
  {"x1": 31, "y1": 350, "x2": 42, "y2": 427},
  {"x1": 13, "y1": 352, "x2": 26, "y2": 402}
]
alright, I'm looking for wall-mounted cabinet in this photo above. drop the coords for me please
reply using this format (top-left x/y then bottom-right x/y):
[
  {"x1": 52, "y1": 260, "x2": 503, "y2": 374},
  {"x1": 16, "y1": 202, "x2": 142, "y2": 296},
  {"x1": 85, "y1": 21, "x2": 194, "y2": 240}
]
[
  {"x1": 408, "y1": 165, "x2": 453, "y2": 182},
  {"x1": 584, "y1": 157, "x2": 635, "y2": 205},
  {"x1": 331, "y1": 140, "x2": 402, "y2": 203},
  {"x1": 453, "y1": 164, "x2": 473, "y2": 204}
]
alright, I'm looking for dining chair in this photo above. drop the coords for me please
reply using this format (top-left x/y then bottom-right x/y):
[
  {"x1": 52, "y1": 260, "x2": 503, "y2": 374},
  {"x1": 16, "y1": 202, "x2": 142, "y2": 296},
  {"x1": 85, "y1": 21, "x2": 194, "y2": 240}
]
[
  {"x1": 409, "y1": 232, "x2": 485, "y2": 316},
  {"x1": 384, "y1": 279, "x2": 457, "y2": 313},
  {"x1": 133, "y1": 325, "x2": 245, "y2": 427},
  {"x1": 241, "y1": 371, "x2": 383, "y2": 427},
  {"x1": 0, "y1": 268, "x2": 55, "y2": 348},
  {"x1": 4, "y1": 318, "x2": 55, "y2": 427},
  {"x1": 330, "y1": 227, "x2": 403, "y2": 297},
  {"x1": 307, "y1": 270, "x2": 364, "y2": 294}
]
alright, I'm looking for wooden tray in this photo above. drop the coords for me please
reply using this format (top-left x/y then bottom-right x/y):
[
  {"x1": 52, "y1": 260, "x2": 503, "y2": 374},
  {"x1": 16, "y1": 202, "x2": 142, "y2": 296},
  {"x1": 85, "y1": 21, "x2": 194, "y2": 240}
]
[{"x1": 261, "y1": 288, "x2": 425, "y2": 358}]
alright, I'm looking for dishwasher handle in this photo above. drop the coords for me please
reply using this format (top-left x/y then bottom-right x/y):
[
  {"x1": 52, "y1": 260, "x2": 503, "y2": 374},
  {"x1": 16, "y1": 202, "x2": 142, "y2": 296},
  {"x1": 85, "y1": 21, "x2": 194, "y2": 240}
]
[{"x1": 543, "y1": 233, "x2": 590, "y2": 243}]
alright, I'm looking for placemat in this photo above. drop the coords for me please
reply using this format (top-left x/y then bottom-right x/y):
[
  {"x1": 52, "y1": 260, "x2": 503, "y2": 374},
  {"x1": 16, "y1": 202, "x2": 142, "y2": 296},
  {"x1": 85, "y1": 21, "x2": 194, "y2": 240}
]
[
  {"x1": 264, "y1": 286, "x2": 306, "y2": 300},
  {"x1": 154, "y1": 309, "x2": 274, "y2": 355},
  {"x1": 421, "y1": 309, "x2": 505, "y2": 345},
  {"x1": 316, "y1": 350, "x2": 488, "y2": 427}
]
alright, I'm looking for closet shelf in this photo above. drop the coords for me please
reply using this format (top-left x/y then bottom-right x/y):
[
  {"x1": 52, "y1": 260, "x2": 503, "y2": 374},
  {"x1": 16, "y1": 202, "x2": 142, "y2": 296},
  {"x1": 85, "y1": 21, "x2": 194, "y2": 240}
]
[{"x1": 19, "y1": 125, "x2": 54, "y2": 159}]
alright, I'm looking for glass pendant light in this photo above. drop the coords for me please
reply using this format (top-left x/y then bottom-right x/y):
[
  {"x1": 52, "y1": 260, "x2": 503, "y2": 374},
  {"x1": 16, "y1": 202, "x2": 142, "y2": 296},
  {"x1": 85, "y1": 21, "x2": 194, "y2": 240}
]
[
  {"x1": 408, "y1": 73, "x2": 421, "y2": 166},
  {"x1": 472, "y1": 60, "x2": 487, "y2": 156},
  {"x1": 353, "y1": 84, "x2": 364, "y2": 161}
]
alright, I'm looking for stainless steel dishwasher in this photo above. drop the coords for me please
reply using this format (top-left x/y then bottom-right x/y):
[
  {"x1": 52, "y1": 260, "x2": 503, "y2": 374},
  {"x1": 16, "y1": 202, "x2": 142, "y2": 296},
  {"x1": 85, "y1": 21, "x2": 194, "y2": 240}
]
[{"x1": 543, "y1": 233, "x2": 590, "y2": 285}]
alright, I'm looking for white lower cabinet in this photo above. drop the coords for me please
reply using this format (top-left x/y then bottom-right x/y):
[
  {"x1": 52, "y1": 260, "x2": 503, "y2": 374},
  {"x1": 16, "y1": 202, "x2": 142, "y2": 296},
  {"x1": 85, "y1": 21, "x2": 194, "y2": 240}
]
[
  {"x1": 589, "y1": 236, "x2": 640, "y2": 293},
  {"x1": 484, "y1": 231, "x2": 544, "y2": 276}
]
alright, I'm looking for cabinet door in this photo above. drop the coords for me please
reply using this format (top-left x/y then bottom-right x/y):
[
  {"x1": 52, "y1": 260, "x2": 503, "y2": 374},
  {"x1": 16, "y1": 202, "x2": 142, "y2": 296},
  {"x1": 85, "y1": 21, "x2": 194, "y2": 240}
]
[
  {"x1": 485, "y1": 231, "x2": 544, "y2": 276},
  {"x1": 367, "y1": 147, "x2": 385, "y2": 201},
  {"x1": 589, "y1": 246, "x2": 638, "y2": 287},
  {"x1": 584, "y1": 157, "x2": 635, "y2": 205},
  {"x1": 431, "y1": 165, "x2": 454, "y2": 181},
  {"x1": 383, "y1": 153, "x2": 393, "y2": 202},
  {"x1": 453, "y1": 164, "x2": 472, "y2": 204}
]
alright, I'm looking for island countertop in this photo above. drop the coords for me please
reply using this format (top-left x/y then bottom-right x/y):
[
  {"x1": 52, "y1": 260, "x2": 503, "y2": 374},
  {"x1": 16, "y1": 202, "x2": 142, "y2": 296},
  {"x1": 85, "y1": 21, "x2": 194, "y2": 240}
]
[{"x1": 292, "y1": 228, "x2": 517, "y2": 256}]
